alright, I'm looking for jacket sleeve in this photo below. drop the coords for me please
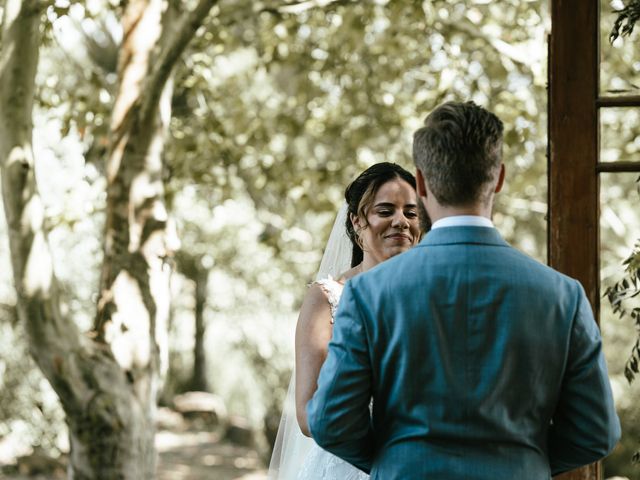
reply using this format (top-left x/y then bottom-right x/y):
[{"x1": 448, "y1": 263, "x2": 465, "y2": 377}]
[
  {"x1": 548, "y1": 280, "x2": 621, "y2": 475},
  {"x1": 306, "y1": 281, "x2": 374, "y2": 473}
]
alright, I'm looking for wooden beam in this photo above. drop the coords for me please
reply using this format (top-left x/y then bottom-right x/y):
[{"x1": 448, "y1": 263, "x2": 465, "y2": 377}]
[
  {"x1": 597, "y1": 95, "x2": 640, "y2": 107},
  {"x1": 597, "y1": 161, "x2": 640, "y2": 173}
]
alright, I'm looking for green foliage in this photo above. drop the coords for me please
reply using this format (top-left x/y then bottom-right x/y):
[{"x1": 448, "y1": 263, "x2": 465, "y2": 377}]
[
  {"x1": 605, "y1": 235, "x2": 640, "y2": 385},
  {"x1": 168, "y1": 0, "x2": 548, "y2": 256},
  {"x1": 596, "y1": 168, "x2": 640, "y2": 477},
  {"x1": 603, "y1": 4, "x2": 640, "y2": 468},
  {"x1": 37, "y1": 2, "x2": 118, "y2": 174},
  {"x1": 611, "y1": 0, "x2": 640, "y2": 42}
]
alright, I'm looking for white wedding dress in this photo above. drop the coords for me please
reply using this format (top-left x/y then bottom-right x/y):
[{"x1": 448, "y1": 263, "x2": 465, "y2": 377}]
[
  {"x1": 268, "y1": 205, "x2": 369, "y2": 480},
  {"x1": 294, "y1": 277, "x2": 369, "y2": 480}
]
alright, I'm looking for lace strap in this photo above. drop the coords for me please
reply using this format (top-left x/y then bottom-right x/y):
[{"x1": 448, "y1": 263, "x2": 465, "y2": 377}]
[{"x1": 314, "y1": 276, "x2": 344, "y2": 323}]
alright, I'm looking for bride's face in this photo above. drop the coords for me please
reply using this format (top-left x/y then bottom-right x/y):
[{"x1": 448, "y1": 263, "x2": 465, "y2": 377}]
[{"x1": 354, "y1": 178, "x2": 420, "y2": 266}]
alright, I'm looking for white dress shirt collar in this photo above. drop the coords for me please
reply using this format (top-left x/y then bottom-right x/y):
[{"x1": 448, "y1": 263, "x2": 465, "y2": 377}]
[{"x1": 431, "y1": 215, "x2": 494, "y2": 230}]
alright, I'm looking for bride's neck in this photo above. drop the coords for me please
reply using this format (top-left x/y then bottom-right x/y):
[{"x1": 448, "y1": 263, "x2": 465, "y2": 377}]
[
  {"x1": 341, "y1": 263, "x2": 365, "y2": 281},
  {"x1": 362, "y1": 255, "x2": 381, "y2": 273},
  {"x1": 361, "y1": 259, "x2": 376, "y2": 273}
]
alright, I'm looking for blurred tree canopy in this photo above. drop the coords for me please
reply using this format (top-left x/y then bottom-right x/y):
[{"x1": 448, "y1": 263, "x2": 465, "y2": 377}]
[
  {"x1": 41, "y1": 0, "x2": 549, "y2": 257},
  {"x1": 6, "y1": 0, "x2": 638, "y2": 477},
  {"x1": 0, "y1": 0, "x2": 549, "y2": 473}
]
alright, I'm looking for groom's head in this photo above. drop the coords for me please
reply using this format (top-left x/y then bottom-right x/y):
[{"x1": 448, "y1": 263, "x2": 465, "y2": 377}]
[{"x1": 413, "y1": 101, "x2": 504, "y2": 210}]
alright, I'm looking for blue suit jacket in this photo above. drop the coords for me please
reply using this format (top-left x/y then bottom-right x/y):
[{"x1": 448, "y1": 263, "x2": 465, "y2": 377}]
[{"x1": 307, "y1": 226, "x2": 620, "y2": 480}]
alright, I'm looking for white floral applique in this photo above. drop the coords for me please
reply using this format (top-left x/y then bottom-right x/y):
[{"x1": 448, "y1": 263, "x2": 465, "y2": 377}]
[{"x1": 314, "y1": 275, "x2": 344, "y2": 323}]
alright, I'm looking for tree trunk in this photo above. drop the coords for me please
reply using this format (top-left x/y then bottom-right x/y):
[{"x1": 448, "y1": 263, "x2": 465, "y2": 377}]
[
  {"x1": 89, "y1": 0, "x2": 216, "y2": 475},
  {"x1": 175, "y1": 251, "x2": 210, "y2": 392},
  {"x1": 91, "y1": 1, "x2": 177, "y2": 474},
  {"x1": 1, "y1": 0, "x2": 216, "y2": 477},
  {"x1": 192, "y1": 267, "x2": 209, "y2": 391}
]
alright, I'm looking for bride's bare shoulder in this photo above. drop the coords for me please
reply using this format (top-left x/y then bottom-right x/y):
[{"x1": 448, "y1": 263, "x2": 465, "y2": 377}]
[{"x1": 296, "y1": 282, "x2": 333, "y2": 331}]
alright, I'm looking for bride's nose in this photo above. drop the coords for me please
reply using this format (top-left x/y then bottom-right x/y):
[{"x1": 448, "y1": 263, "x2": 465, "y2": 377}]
[{"x1": 391, "y1": 212, "x2": 409, "y2": 228}]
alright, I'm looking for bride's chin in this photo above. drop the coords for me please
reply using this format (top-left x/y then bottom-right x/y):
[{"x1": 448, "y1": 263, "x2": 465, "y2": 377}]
[{"x1": 385, "y1": 247, "x2": 409, "y2": 259}]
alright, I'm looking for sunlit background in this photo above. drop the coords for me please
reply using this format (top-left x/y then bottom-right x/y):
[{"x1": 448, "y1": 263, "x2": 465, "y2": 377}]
[{"x1": 1, "y1": 0, "x2": 639, "y2": 478}]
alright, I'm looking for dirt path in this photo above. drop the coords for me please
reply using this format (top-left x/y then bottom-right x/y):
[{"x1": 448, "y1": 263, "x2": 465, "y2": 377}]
[
  {"x1": 0, "y1": 427, "x2": 268, "y2": 480},
  {"x1": 156, "y1": 428, "x2": 268, "y2": 480}
]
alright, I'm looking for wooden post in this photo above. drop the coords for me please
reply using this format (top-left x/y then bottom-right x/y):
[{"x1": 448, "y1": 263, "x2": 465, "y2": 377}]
[{"x1": 549, "y1": 1, "x2": 600, "y2": 479}]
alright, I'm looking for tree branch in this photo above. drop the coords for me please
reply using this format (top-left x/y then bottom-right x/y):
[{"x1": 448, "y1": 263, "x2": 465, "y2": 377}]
[
  {"x1": 259, "y1": 0, "x2": 354, "y2": 15},
  {"x1": 140, "y1": 0, "x2": 218, "y2": 123},
  {"x1": 439, "y1": 15, "x2": 533, "y2": 71}
]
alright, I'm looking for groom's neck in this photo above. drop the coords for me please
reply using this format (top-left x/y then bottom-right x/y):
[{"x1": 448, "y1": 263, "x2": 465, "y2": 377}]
[
  {"x1": 424, "y1": 199, "x2": 494, "y2": 224},
  {"x1": 421, "y1": 177, "x2": 497, "y2": 225}
]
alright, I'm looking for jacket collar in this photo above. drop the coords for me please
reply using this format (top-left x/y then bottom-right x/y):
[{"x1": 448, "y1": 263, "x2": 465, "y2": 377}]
[{"x1": 416, "y1": 226, "x2": 509, "y2": 248}]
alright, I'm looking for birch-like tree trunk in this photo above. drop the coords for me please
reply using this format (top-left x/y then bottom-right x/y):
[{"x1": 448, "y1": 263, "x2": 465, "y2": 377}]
[{"x1": 1, "y1": 0, "x2": 216, "y2": 477}]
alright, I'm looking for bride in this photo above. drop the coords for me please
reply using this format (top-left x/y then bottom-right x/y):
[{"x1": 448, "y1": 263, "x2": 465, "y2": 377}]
[{"x1": 268, "y1": 162, "x2": 424, "y2": 479}]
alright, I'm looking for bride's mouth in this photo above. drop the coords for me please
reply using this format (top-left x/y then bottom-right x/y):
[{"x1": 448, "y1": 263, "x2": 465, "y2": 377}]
[{"x1": 385, "y1": 233, "x2": 412, "y2": 242}]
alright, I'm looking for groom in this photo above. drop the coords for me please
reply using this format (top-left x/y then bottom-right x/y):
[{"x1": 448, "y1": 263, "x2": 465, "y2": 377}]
[{"x1": 307, "y1": 101, "x2": 620, "y2": 479}]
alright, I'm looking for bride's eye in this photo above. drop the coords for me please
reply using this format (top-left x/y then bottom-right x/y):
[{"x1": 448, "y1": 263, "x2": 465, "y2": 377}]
[{"x1": 377, "y1": 209, "x2": 393, "y2": 217}]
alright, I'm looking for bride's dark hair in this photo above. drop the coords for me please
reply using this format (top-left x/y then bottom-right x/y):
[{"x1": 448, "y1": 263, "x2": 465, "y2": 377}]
[{"x1": 344, "y1": 162, "x2": 418, "y2": 267}]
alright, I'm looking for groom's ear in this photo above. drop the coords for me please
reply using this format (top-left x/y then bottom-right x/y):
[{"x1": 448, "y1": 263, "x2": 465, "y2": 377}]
[
  {"x1": 416, "y1": 169, "x2": 427, "y2": 198},
  {"x1": 494, "y1": 164, "x2": 505, "y2": 193}
]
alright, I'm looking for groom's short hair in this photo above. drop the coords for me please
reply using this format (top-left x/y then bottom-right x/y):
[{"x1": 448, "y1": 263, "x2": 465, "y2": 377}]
[{"x1": 413, "y1": 101, "x2": 504, "y2": 206}]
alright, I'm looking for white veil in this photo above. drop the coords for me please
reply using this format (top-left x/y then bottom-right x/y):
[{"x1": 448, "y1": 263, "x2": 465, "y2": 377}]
[
  {"x1": 314, "y1": 203, "x2": 352, "y2": 282},
  {"x1": 267, "y1": 203, "x2": 352, "y2": 479}
]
